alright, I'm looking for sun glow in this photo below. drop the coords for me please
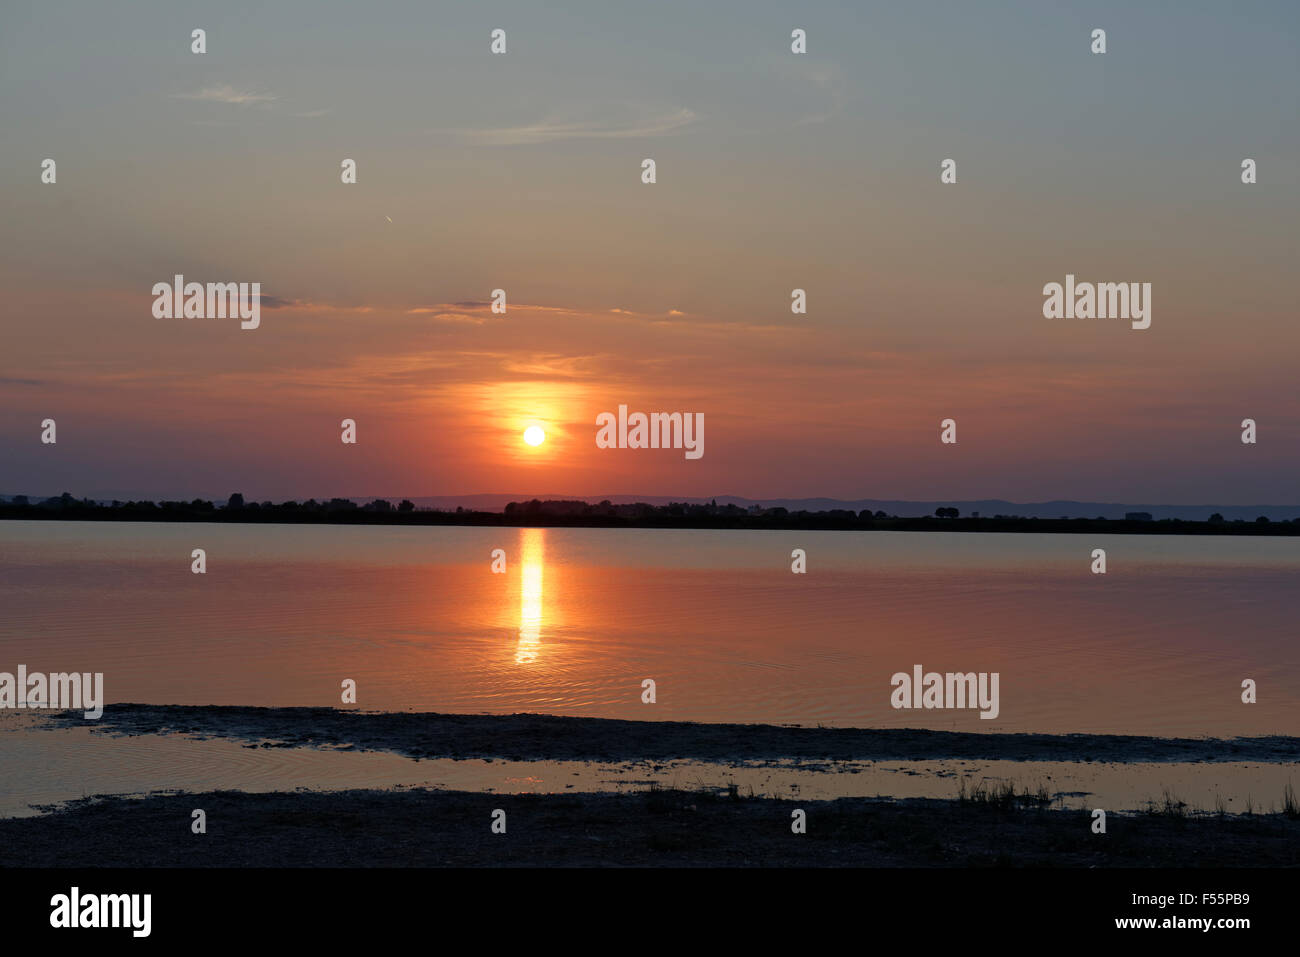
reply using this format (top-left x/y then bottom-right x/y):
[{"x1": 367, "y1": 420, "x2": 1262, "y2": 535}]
[
  {"x1": 523, "y1": 425, "x2": 545, "y2": 446},
  {"x1": 515, "y1": 528, "x2": 545, "y2": 664}
]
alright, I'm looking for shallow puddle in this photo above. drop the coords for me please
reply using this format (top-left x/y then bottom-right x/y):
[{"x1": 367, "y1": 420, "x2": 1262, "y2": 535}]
[{"x1": 2, "y1": 717, "x2": 1294, "y2": 819}]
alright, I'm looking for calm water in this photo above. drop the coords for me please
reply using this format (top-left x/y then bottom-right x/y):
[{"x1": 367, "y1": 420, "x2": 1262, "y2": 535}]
[{"x1": 1, "y1": 520, "x2": 1298, "y2": 736}]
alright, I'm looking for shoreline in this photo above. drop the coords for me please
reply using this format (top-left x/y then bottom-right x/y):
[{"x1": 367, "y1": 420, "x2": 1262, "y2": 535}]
[
  {"x1": 45, "y1": 705, "x2": 1300, "y2": 764},
  {"x1": 3, "y1": 787, "x2": 1297, "y2": 867},
  {"x1": 15, "y1": 707, "x2": 1300, "y2": 866}
]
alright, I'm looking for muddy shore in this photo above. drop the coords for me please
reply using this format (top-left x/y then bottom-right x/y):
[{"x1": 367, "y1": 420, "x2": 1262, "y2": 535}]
[
  {"x1": 43, "y1": 704, "x2": 1300, "y2": 765},
  {"x1": 14, "y1": 707, "x2": 1299, "y2": 866},
  {"x1": 3, "y1": 786, "x2": 1298, "y2": 867}
]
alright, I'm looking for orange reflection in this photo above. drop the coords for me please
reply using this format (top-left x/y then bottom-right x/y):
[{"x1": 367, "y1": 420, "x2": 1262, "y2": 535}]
[{"x1": 515, "y1": 528, "x2": 545, "y2": 664}]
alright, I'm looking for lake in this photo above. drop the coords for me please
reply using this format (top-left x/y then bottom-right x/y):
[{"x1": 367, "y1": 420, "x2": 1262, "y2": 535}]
[{"x1": 2, "y1": 520, "x2": 1296, "y2": 736}]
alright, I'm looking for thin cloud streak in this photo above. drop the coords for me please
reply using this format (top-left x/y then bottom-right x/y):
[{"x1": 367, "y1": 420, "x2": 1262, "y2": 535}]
[
  {"x1": 446, "y1": 107, "x2": 697, "y2": 146},
  {"x1": 171, "y1": 84, "x2": 278, "y2": 106}
]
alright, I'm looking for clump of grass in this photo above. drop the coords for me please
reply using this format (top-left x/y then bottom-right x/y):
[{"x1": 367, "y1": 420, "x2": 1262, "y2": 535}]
[
  {"x1": 957, "y1": 777, "x2": 1052, "y2": 810},
  {"x1": 1145, "y1": 788, "x2": 1188, "y2": 819},
  {"x1": 1213, "y1": 792, "x2": 1227, "y2": 819},
  {"x1": 1283, "y1": 780, "x2": 1299, "y2": 819},
  {"x1": 645, "y1": 780, "x2": 747, "y2": 814},
  {"x1": 644, "y1": 780, "x2": 677, "y2": 814}
]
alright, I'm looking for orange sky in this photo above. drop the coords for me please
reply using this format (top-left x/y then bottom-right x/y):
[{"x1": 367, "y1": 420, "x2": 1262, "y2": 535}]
[{"x1": 1, "y1": 1, "x2": 1297, "y2": 502}]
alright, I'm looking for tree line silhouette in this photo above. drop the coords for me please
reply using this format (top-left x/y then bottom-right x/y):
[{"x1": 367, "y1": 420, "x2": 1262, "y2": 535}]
[{"x1": 0, "y1": 493, "x2": 1294, "y2": 535}]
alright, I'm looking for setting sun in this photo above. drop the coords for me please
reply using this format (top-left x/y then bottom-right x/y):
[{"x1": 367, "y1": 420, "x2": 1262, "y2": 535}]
[{"x1": 523, "y1": 425, "x2": 546, "y2": 447}]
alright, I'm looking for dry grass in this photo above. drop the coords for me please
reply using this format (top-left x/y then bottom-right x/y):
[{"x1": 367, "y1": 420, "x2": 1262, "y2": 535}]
[{"x1": 956, "y1": 777, "x2": 1054, "y2": 809}]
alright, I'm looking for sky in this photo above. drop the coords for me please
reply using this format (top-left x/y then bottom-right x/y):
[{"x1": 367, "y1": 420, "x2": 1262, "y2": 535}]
[{"x1": 1, "y1": 0, "x2": 1297, "y2": 504}]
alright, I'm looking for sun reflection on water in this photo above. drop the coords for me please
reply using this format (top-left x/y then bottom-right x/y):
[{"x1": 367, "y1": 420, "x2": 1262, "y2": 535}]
[{"x1": 515, "y1": 528, "x2": 544, "y2": 664}]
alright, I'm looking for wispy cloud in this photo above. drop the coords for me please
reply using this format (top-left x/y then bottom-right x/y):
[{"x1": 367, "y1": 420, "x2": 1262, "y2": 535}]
[
  {"x1": 246, "y1": 295, "x2": 371, "y2": 315},
  {"x1": 405, "y1": 308, "x2": 489, "y2": 324},
  {"x1": 406, "y1": 301, "x2": 587, "y2": 324},
  {"x1": 446, "y1": 106, "x2": 697, "y2": 146},
  {"x1": 776, "y1": 58, "x2": 847, "y2": 126},
  {"x1": 172, "y1": 84, "x2": 278, "y2": 107}
]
